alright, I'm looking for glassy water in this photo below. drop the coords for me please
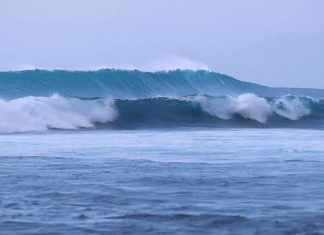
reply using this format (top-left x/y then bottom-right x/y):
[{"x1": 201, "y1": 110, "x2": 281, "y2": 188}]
[{"x1": 0, "y1": 128, "x2": 324, "y2": 234}]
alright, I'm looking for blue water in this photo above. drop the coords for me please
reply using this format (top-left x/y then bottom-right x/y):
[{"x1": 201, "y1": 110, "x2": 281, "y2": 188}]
[
  {"x1": 1, "y1": 69, "x2": 324, "y2": 99},
  {"x1": 1, "y1": 69, "x2": 324, "y2": 234},
  {"x1": 0, "y1": 69, "x2": 324, "y2": 133},
  {"x1": 1, "y1": 128, "x2": 324, "y2": 234}
]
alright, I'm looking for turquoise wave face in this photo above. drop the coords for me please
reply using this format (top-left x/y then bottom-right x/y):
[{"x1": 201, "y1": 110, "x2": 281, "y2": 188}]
[{"x1": 0, "y1": 69, "x2": 323, "y2": 99}]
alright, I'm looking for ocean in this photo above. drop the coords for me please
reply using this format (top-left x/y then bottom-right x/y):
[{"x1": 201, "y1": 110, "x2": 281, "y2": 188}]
[{"x1": 0, "y1": 70, "x2": 324, "y2": 234}]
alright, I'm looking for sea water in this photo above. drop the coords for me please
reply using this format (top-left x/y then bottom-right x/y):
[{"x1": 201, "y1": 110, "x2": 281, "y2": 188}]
[
  {"x1": 0, "y1": 128, "x2": 324, "y2": 235},
  {"x1": 1, "y1": 69, "x2": 324, "y2": 234}
]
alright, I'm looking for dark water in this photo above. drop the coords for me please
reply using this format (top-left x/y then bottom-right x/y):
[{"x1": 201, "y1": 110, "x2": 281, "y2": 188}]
[{"x1": 0, "y1": 129, "x2": 324, "y2": 234}]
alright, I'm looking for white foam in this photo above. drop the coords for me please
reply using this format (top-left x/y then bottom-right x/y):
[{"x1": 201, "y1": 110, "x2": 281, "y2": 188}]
[
  {"x1": 234, "y1": 94, "x2": 272, "y2": 123},
  {"x1": 0, "y1": 95, "x2": 117, "y2": 133},
  {"x1": 274, "y1": 95, "x2": 311, "y2": 120},
  {"x1": 194, "y1": 95, "x2": 236, "y2": 120},
  {"x1": 195, "y1": 93, "x2": 272, "y2": 123}
]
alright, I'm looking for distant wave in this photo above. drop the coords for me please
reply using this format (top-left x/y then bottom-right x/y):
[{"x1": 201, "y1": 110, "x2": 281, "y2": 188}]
[
  {"x1": 0, "y1": 69, "x2": 323, "y2": 99},
  {"x1": 0, "y1": 94, "x2": 323, "y2": 133}
]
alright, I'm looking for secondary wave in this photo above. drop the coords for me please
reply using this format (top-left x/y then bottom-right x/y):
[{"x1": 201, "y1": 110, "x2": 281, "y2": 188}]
[{"x1": 0, "y1": 94, "x2": 323, "y2": 133}]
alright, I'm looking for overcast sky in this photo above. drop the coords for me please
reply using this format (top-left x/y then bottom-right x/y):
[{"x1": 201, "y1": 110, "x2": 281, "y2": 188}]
[{"x1": 1, "y1": 0, "x2": 323, "y2": 88}]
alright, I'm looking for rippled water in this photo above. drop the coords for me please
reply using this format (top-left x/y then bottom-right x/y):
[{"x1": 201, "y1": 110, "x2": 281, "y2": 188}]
[{"x1": 0, "y1": 128, "x2": 324, "y2": 234}]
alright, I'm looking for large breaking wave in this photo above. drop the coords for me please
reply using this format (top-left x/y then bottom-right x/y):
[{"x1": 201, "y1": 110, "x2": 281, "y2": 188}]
[
  {"x1": 0, "y1": 94, "x2": 323, "y2": 133},
  {"x1": 0, "y1": 69, "x2": 323, "y2": 133}
]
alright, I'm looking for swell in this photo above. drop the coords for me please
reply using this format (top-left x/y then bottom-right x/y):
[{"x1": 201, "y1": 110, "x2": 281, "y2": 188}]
[
  {"x1": 0, "y1": 94, "x2": 324, "y2": 133},
  {"x1": 0, "y1": 69, "x2": 323, "y2": 99}
]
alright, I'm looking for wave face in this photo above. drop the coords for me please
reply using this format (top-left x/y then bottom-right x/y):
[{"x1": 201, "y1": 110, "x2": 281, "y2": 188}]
[
  {"x1": 0, "y1": 69, "x2": 324, "y2": 133},
  {"x1": 0, "y1": 69, "x2": 324, "y2": 99}
]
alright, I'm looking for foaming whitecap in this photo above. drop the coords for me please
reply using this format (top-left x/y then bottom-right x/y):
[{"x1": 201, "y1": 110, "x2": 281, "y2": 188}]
[
  {"x1": 0, "y1": 95, "x2": 117, "y2": 133},
  {"x1": 274, "y1": 95, "x2": 311, "y2": 120},
  {"x1": 194, "y1": 93, "x2": 271, "y2": 123}
]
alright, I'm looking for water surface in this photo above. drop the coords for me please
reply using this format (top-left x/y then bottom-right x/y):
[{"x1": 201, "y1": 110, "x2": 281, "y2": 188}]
[{"x1": 0, "y1": 128, "x2": 323, "y2": 234}]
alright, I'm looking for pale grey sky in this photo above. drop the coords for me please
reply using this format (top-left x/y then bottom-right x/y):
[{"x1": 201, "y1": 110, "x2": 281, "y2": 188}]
[{"x1": 1, "y1": 0, "x2": 324, "y2": 88}]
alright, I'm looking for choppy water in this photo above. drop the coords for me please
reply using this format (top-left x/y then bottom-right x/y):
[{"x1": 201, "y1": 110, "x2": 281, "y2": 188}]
[{"x1": 1, "y1": 128, "x2": 324, "y2": 235}]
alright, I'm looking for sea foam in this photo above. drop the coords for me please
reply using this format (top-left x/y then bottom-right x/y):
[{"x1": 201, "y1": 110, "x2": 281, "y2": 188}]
[
  {"x1": 193, "y1": 93, "x2": 271, "y2": 123},
  {"x1": 0, "y1": 95, "x2": 117, "y2": 133}
]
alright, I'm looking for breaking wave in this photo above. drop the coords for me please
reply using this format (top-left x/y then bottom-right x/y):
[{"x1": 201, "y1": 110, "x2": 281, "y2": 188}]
[
  {"x1": 0, "y1": 95, "x2": 117, "y2": 133},
  {"x1": 0, "y1": 69, "x2": 323, "y2": 133},
  {"x1": 0, "y1": 93, "x2": 323, "y2": 133}
]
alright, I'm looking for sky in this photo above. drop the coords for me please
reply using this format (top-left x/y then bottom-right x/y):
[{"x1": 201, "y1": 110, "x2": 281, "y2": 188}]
[{"x1": 0, "y1": 0, "x2": 324, "y2": 88}]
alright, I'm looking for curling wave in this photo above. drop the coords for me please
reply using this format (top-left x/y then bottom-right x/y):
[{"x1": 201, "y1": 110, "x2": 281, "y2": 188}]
[{"x1": 0, "y1": 94, "x2": 323, "y2": 133}]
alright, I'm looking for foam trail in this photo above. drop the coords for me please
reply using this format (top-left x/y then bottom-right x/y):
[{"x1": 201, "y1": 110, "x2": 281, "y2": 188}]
[{"x1": 0, "y1": 95, "x2": 117, "y2": 133}]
